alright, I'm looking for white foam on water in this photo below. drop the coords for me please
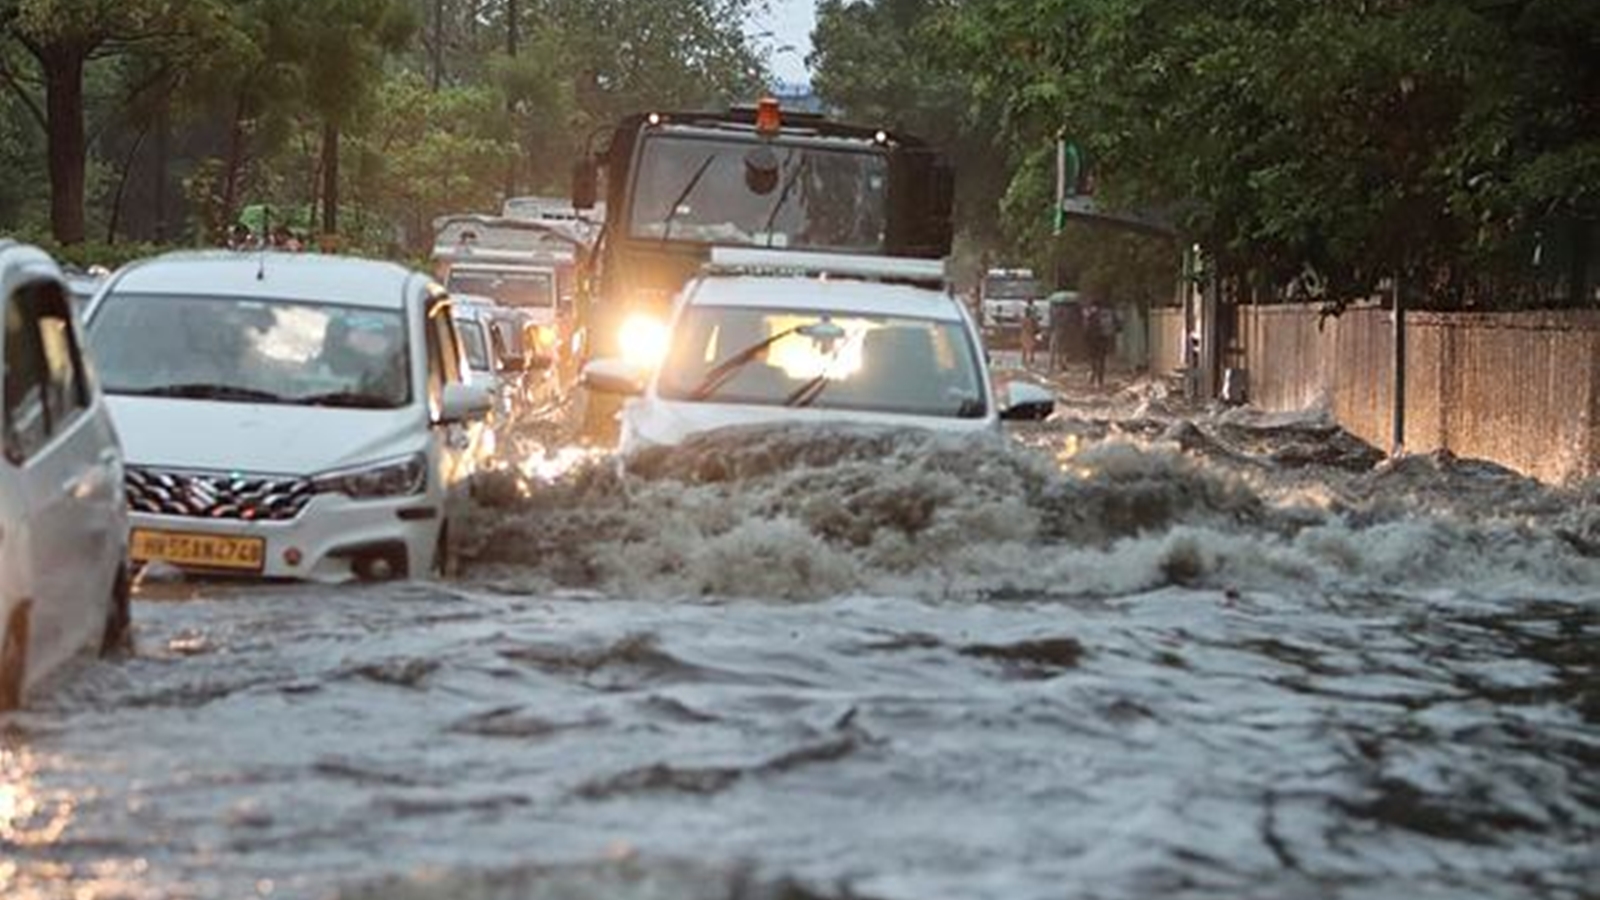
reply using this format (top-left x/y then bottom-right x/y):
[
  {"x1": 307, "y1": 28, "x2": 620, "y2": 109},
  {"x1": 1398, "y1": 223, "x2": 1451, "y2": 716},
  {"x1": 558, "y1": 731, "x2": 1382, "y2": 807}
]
[{"x1": 462, "y1": 422, "x2": 1600, "y2": 603}]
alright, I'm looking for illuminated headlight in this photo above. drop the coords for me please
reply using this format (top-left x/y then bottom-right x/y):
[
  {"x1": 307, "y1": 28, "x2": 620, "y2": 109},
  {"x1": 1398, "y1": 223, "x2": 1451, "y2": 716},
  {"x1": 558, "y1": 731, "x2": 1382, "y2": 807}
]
[
  {"x1": 618, "y1": 312, "x2": 669, "y2": 369},
  {"x1": 312, "y1": 453, "x2": 427, "y2": 499}
]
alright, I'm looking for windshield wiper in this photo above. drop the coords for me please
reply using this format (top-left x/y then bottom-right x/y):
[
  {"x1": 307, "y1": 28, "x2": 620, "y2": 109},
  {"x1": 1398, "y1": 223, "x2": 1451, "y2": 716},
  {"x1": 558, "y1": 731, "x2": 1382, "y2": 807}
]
[
  {"x1": 117, "y1": 383, "x2": 287, "y2": 403},
  {"x1": 785, "y1": 372, "x2": 831, "y2": 408},
  {"x1": 684, "y1": 326, "x2": 804, "y2": 401},
  {"x1": 295, "y1": 390, "x2": 401, "y2": 409},
  {"x1": 660, "y1": 154, "x2": 717, "y2": 242}
]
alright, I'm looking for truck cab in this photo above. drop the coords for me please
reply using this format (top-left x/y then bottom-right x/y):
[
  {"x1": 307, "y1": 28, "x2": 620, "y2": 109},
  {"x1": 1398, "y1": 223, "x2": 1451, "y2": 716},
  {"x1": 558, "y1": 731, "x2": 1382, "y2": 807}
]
[{"x1": 570, "y1": 99, "x2": 955, "y2": 434}]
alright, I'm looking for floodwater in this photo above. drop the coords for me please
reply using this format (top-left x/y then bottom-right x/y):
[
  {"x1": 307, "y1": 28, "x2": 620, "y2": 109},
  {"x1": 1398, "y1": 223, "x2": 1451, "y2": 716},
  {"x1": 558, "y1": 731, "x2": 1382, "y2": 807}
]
[{"x1": 3, "y1": 370, "x2": 1597, "y2": 900}]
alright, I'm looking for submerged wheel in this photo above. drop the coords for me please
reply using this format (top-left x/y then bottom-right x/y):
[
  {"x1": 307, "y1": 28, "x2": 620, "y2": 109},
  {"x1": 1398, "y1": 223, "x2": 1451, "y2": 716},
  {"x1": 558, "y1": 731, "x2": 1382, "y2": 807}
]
[
  {"x1": 0, "y1": 604, "x2": 30, "y2": 712},
  {"x1": 101, "y1": 565, "x2": 132, "y2": 657}
]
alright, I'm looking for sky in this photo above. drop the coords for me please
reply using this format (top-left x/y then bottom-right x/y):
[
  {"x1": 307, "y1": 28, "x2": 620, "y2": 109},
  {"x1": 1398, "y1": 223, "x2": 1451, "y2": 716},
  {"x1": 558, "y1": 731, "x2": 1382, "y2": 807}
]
[{"x1": 750, "y1": 0, "x2": 818, "y2": 87}]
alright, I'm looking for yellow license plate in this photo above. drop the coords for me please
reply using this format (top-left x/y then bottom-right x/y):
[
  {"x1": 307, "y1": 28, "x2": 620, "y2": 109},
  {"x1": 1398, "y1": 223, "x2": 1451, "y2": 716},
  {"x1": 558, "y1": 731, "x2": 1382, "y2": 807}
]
[{"x1": 130, "y1": 529, "x2": 266, "y2": 572}]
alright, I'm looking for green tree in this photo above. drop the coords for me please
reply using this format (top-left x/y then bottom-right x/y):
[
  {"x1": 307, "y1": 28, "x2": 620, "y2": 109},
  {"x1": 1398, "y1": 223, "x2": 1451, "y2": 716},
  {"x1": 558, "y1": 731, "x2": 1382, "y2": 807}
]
[
  {"x1": 286, "y1": 0, "x2": 415, "y2": 237},
  {"x1": 924, "y1": 0, "x2": 1600, "y2": 307},
  {"x1": 0, "y1": 0, "x2": 225, "y2": 243},
  {"x1": 810, "y1": 0, "x2": 1009, "y2": 245},
  {"x1": 349, "y1": 71, "x2": 516, "y2": 248}
]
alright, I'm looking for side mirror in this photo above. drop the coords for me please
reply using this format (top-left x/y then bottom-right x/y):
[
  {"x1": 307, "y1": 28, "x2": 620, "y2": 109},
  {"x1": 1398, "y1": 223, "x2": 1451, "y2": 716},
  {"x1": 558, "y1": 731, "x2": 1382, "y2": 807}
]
[
  {"x1": 572, "y1": 159, "x2": 598, "y2": 211},
  {"x1": 999, "y1": 380, "x2": 1055, "y2": 422},
  {"x1": 438, "y1": 382, "x2": 493, "y2": 424},
  {"x1": 497, "y1": 354, "x2": 530, "y2": 374},
  {"x1": 581, "y1": 358, "x2": 645, "y2": 396}
]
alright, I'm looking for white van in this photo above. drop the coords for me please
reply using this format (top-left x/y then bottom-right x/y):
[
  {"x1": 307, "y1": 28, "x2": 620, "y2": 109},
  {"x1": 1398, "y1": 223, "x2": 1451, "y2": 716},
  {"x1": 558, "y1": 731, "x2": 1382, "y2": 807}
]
[
  {"x1": 84, "y1": 252, "x2": 491, "y2": 582},
  {"x1": 1, "y1": 241, "x2": 129, "y2": 710}
]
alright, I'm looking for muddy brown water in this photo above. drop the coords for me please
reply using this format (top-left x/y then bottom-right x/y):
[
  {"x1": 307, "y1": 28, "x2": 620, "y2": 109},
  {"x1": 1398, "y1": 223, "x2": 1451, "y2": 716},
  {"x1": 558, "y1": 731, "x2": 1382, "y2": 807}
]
[{"x1": 3, "y1": 377, "x2": 1596, "y2": 900}]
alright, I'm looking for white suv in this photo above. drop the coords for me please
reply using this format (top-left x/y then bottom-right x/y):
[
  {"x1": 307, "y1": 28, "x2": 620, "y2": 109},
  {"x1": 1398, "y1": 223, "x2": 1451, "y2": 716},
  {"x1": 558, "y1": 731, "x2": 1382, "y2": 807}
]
[
  {"x1": 1, "y1": 241, "x2": 129, "y2": 710},
  {"x1": 85, "y1": 252, "x2": 491, "y2": 583},
  {"x1": 582, "y1": 249, "x2": 1054, "y2": 455}
]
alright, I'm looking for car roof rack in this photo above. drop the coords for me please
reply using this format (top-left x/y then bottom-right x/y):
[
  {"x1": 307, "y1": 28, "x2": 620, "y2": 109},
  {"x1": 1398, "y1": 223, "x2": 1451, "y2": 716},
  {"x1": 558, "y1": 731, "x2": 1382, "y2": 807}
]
[{"x1": 705, "y1": 248, "x2": 946, "y2": 286}]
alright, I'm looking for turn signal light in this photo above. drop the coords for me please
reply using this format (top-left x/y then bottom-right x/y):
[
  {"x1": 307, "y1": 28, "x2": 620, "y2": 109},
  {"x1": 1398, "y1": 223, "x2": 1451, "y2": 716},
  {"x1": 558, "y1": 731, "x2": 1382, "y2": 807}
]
[{"x1": 755, "y1": 96, "x2": 781, "y2": 135}]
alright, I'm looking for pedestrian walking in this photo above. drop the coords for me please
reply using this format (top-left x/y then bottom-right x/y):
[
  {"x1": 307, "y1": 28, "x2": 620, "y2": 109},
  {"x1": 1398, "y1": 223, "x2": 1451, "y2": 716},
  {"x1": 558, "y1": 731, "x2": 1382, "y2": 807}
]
[
  {"x1": 1084, "y1": 300, "x2": 1118, "y2": 387},
  {"x1": 1020, "y1": 299, "x2": 1039, "y2": 368},
  {"x1": 1049, "y1": 298, "x2": 1074, "y2": 372}
]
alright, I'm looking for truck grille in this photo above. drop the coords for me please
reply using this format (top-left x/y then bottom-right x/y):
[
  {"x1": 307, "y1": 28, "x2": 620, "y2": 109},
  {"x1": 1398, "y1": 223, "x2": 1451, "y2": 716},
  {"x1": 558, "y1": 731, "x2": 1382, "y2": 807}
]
[{"x1": 126, "y1": 467, "x2": 315, "y2": 522}]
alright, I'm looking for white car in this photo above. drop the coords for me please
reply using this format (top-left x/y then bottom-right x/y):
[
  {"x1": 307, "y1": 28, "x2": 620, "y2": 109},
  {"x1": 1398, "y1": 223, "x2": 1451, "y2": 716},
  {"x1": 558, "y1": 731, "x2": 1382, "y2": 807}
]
[
  {"x1": 84, "y1": 252, "x2": 491, "y2": 583},
  {"x1": 452, "y1": 299, "x2": 517, "y2": 417},
  {"x1": 582, "y1": 249, "x2": 1055, "y2": 455},
  {"x1": 1, "y1": 241, "x2": 129, "y2": 710}
]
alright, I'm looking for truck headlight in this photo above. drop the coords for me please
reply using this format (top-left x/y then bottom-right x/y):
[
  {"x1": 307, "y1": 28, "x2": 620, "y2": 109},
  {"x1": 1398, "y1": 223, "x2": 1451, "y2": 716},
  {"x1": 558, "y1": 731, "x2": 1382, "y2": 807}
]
[
  {"x1": 313, "y1": 452, "x2": 427, "y2": 499},
  {"x1": 618, "y1": 312, "x2": 669, "y2": 370}
]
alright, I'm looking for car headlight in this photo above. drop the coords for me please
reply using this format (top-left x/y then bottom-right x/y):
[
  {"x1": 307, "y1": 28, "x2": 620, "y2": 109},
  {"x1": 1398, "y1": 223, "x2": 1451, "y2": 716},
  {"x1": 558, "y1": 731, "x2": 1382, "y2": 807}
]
[
  {"x1": 618, "y1": 312, "x2": 669, "y2": 370},
  {"x1": 312, "y1": 452, "x2": 427, "y2": 499}
]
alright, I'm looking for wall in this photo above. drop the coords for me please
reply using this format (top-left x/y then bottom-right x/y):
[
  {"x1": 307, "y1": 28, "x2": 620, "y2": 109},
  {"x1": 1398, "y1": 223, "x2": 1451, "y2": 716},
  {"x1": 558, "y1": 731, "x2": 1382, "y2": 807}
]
[
  {"x1": 1149, "y1": 307, "x2": 1186, "y2": 376},
  {"x1": 1231, "y1": 304, "x2": 1600, "y2": 484}
]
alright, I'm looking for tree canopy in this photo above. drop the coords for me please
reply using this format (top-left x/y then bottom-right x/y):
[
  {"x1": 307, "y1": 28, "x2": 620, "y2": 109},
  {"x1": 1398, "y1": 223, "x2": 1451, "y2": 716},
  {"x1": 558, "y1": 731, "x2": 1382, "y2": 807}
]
[
  {"x1": 0, "y1": 0, "x2": 768, "y2": 250},
  {"x1": 814, "y1": 0, "x2": 1600, "y2": 308}
]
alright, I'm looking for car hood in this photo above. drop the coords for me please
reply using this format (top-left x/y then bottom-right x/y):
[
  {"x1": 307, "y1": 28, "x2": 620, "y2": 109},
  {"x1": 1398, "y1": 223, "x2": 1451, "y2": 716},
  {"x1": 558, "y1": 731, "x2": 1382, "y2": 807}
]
[
  {"x1": 623, "y1": 396, "x2": 998, "y2": 452},
  {"x1": 108, "y1": 396, "x2": 427, "y2": 475}
]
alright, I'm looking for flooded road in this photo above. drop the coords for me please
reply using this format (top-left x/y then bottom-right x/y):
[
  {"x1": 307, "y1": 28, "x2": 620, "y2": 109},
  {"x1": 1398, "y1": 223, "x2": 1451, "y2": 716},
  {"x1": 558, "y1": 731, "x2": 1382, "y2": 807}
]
[{"x1": 4, "y1": 371, "x2": 1598, "y2": 900}]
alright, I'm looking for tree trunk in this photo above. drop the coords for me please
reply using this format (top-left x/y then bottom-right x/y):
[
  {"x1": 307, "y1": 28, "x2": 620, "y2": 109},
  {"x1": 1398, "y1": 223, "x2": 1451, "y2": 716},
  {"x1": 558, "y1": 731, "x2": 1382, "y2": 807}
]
[
  {"x1": 322, "y1": 118, "x2": 339, "y2": 237},
  {"x1": 152, "y1": 92, "x2": 171, "y2": 242},
  {"x1": 220, "y1": 90, "x2": 250, "y2": 242},
  {"x1": 504, "y1": 0, "x2": 521, "y2": 197},
  {"x1": 42, "y1": 46, "x2": 88, "y2": 245},
  {"x1": 105, "y1": 120, "x2": 152, "y2": 244}
]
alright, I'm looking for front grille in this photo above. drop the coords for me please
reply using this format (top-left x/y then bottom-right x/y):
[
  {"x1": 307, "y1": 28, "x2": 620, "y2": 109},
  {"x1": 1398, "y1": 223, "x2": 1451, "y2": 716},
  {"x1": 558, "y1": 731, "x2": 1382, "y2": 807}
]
[{"x1": 126, "y1": 466, "x2": 315, "y2": 522}]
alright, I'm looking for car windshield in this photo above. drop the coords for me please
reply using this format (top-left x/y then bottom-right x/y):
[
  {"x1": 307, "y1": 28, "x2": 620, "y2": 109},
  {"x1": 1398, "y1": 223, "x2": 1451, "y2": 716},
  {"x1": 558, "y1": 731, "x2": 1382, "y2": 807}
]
[
  {"x1": 455, "y1": 317, "x2": 490, "y2": 371},
  {"x1": 628, "y1": 134, "x2": 890, "y2": 252},
  {"x1": 658, "y1": 305, "x2": 986, "y2": 417},
  {"x1": 87, "y1": 293, "x2": 410, "y2": 408},
  {"x1": 446, "y1": 269, "x2": 555, "y2": 308}
]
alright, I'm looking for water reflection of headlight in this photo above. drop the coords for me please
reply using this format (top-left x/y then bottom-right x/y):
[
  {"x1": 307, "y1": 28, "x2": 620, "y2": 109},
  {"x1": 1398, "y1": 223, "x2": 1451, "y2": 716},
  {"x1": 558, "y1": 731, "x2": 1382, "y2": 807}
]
[{"x1": 618, "y1": 313, "x2": 669, "y2": 370}]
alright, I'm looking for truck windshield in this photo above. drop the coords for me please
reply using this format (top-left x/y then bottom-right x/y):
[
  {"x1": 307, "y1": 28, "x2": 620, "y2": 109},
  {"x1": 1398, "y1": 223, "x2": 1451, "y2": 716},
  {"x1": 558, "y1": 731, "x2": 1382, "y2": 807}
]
[
  {"x1": 983, "y1": 275, "x2": 1041, "y2": 300},
  {"x1": 627, "y1": 134, "x2": 890, "y2": 252},
  {"x1": 446, "y1": 269, "x2": 555, "y2": 308}
]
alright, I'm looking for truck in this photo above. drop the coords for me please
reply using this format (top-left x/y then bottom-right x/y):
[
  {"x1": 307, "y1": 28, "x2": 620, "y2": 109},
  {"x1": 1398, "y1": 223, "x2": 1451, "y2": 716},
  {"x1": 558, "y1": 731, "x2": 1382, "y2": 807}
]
[
  {"x1": 430, "y1": 214, "x2": 593, "y2": 386},
  {"x1": 979, "y1": 267, "x2": 1044, "y2": 348},
  {"x1": 569, "y1": 97, "x2": 955, "y2": 395}
]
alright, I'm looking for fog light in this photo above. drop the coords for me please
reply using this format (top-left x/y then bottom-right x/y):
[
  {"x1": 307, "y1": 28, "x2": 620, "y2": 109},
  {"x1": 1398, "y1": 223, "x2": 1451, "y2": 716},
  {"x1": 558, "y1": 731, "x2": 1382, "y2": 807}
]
[{"x1": 283, "y1": 547, "x2": 303, "y2": 567}]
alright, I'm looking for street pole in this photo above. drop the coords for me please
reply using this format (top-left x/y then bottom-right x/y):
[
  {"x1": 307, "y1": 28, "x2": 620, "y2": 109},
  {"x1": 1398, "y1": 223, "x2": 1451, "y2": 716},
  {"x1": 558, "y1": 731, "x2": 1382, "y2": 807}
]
[
  {"x1": 1392, "y1": 274, "x2": 1406, "y2": 457},
  {"x1": 1053, "y1": 131, "x2": 1066, "y2": 236}
]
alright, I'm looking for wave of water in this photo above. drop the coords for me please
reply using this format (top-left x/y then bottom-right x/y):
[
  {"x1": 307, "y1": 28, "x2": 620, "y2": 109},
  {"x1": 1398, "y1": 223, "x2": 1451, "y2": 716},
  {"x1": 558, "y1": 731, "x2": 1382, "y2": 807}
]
[{"x1": 462, "y1": 409, "x2": 1600, "y2": 604}]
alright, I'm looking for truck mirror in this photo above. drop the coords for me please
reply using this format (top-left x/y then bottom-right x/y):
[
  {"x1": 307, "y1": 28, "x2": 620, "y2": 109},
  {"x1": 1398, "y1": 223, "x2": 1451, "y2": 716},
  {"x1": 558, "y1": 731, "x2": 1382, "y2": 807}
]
[{"x1": 572, "y1": 159, "x2": 598, "y2": 210}]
